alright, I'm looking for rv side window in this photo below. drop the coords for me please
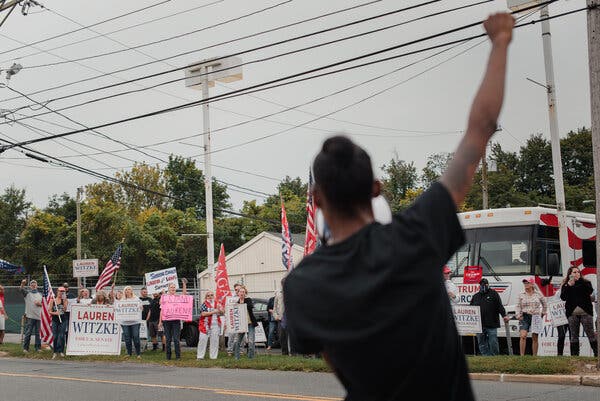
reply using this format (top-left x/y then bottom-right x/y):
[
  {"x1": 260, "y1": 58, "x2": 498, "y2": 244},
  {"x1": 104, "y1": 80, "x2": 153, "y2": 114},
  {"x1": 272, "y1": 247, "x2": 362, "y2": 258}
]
[{"x1": 534, "y1": 240, "x2": 562, "y2": 276}]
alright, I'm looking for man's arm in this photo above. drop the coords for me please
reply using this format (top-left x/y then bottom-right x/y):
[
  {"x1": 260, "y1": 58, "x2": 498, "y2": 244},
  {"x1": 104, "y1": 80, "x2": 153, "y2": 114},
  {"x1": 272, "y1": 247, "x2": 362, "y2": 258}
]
[{"x1": 440, "y1": 13, "x2": 515, "y2": 206}]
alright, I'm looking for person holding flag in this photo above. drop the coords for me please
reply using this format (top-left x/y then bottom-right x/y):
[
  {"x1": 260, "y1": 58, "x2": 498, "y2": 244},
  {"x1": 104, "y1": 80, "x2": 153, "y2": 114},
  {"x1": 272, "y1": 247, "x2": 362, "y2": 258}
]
[
  {"x1": 96, "y1": 242, "x2": 123, "y2": 292},
  {"x1": 48, "y1": 286, "x2": 68, "y2": 359}
]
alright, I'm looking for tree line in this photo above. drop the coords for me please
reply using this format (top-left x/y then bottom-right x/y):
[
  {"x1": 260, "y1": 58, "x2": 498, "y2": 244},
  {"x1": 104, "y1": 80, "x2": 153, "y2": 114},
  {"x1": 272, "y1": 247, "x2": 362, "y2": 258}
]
[{"x1": 0, "y1": 128, "x2": 594, "y2": 283}]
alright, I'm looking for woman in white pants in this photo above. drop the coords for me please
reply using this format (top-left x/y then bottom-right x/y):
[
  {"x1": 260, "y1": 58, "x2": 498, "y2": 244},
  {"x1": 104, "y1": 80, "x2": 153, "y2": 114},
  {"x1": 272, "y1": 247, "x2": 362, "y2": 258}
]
[{"x1": 197, "y1": 292, "x2": 223, "y2": 359}]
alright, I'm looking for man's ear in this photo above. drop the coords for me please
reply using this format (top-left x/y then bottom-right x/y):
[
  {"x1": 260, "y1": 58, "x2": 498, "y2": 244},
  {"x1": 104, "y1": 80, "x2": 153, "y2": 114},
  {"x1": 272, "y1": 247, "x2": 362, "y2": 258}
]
[{"x1": 372, "y1": 180, "x2": 382, "y2": 198}]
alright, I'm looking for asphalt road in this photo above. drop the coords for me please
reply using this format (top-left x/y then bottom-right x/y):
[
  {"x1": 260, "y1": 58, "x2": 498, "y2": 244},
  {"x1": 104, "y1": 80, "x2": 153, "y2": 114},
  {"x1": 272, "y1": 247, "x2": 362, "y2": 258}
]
[{"x1": 1, "y1": 358, "x2": 600, "y2": 401}]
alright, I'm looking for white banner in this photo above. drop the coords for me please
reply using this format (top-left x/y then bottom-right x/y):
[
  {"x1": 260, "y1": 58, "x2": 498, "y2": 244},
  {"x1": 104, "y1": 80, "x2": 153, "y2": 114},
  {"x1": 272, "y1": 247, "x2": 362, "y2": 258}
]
[
  {"x1": 548, "y1": 300, "x2": 569, "y2": 327},
  {"x1": 531, "y1": 314, "x2": 544, "y2": 334},
  {"x1": 452, "y1": 305, "x2": 482, "y2": 335},
  {"x1": 66, "y1": 304, "x2": 122, "y2": 355},
  {"x1": 255, "y1": 323, "x2": 267, "y2": 343},
  {"x1": 140, "y1": 321, "x2": 148, "y2": 339},
  {"x1": 113, "y1": 300, "x2": 142, "y2": 323},
  {"x1": 225, "y1": 303, "x2": 248, "y2": 333},
  {"x1": 72, "y1": 259, "x2": 99, "y2": 278},
  {"x1": 145, "y1": 267, "x2": 178, "y2": 294}
]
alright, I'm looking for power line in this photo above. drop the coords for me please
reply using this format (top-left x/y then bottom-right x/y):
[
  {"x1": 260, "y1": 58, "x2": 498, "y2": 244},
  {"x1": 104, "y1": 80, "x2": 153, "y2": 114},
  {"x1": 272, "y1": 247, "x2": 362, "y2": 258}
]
[
  {"x1": 2, "y1": 0, "x2": 489, "y2": 125},
  {"x1": 0, "y1": 0, "x2": 176, "y2": 56},
  {"x1": 0, "y1": 0, "x2": 382, "y2": 103},
  {"x1": 0, "y1": 0, "x2": 571, "y2": 154},
  {"x1": 20, "y1": 0, "x2": 294, "y2": 70},
  {"x1": 9, "y1": 0, "x2": 444, "y2": 113},
  {"x1": 0, "y1": 0, "x2": 224, "y2": 64}
]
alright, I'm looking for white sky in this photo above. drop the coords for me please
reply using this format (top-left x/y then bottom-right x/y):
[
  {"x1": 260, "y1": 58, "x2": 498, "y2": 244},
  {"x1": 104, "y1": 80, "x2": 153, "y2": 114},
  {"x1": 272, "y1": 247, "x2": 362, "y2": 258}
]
[{"x1": 0, "y1": 0, "x2": 591, "y2": 212}]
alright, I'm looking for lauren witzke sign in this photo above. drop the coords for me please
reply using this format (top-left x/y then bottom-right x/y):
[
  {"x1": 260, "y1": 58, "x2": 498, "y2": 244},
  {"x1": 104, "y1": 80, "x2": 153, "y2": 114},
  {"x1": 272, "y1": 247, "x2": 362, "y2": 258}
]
[
  {"x1": 451, "y1": 305, "x2": 482, "y2": 335},
  {"x1": 113, "y1": 300, "x2": 142, "y2": 323},
  {"x1": 66, "y1": 304, "x2": 122, "y2": 355},
  {"x1": 72, "y1": 259, "x2": 99, "y2": 278}
]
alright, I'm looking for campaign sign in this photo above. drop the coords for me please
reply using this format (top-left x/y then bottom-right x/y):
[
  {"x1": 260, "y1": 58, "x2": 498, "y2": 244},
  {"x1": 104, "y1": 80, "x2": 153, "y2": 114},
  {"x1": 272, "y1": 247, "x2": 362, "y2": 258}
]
[
  {"x1": 255, "y1": 322, "x2": 267, "y2": 343},
  {"x1": 548, "y1": 300, "x2": 568, "y2": 327},
  {"x1": 145, "y1": 267, "x2": 178, "y2": 294},
  {"x1": 463, "y1": 265, "x2": 483, "y2": 284},
  {"x1": 113, "y1": 300, "x2": 142, "y2": 323},
  {"x1": 225, "y1": 303, "x2": 248, "y2": 333},
  {"x1": 160, "y1": 295, "x2": 193, "y2": 321},
  {"x1": 66, "y1": 304, "x2": 121, "y2": 355},
  {"x1": 452, "y1": 305, "x2": 482, "y2": 335},
  {"x1": 72, "y1": 259, "x2": 99, "y2": 278},
  {"x1": 140, "y1": 321, "x2": 148, "y2": 339},
  {"x1": 531, "y1": 314, "x2": 544, "y2": 334}
]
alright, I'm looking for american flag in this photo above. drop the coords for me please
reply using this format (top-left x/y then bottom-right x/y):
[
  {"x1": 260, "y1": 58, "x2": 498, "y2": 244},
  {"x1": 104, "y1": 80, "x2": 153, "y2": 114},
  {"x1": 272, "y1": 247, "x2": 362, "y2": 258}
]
[
  {"x1": 40, "y1": 266, "x2": 54, "y2": 345},
  {"x1": 281, "y1": 200, "x2": 294, "y2": 271},
  {"x1": 95, "y1": 243, "x2": 123, "y2": 291},
  {"x1": 304, "y1": 170, "x2": 317, "y2": 256}
]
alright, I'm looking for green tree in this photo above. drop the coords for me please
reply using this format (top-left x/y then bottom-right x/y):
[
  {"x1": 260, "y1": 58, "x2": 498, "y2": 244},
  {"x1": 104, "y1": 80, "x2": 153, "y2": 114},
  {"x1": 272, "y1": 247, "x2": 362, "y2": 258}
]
[
  {"x1": 380, "y1": 155, "x2": 418, "y2": 213},
  {"x1": 561, "y1": 127, "x2": 593, "y2": 187},
  {"x1": 0, "y1": 185, "x2": 31, "y2": 260},
  {"x1": 164, "y1": 155, "x2": 230, "y2": 217},
  {"x1": 516, "y1": 134, "x2": 554, "y2": 200},
  {"x1": 45, "y1": 193, "x2": 76, "y2": 225},
  {"x1": 421, "y1": 152, "x2": 452, "y2": 188}
]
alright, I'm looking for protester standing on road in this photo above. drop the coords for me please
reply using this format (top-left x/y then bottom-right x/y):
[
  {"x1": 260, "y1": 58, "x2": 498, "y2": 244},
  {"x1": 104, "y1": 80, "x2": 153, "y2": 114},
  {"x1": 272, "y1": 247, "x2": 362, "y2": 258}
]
[
  {"x1": 470, "y1": 278, "x2": 509, "y2": 356},
  {"x1": 560, "y1": 266, "x2": 598, "y2": 356},
  {"x1": 444, "y1": 266, "x2": 460, "y2": 304},
  {"x1": 48, "y1": 286, "x2": 68, "y2": 359},
  {"x1": 232, "y1": 286, "x2": 258, "y2": 360},
  {"x1": 76, "y1": 288, "x2": 92, "y2": 305},
  {"x1": 20, "y1": 278, "x2": 42, "y2": 353},
  {"x1": 197, "y1": 291, "x2": 222, "y2": 360},
  {"x1": 139, "y1": 287, "x2": 152, "y2": 350},
  {"x1": 0, "y1": 284, "x2": 7, "y2": 344},
  {"x1": 283, "y1": 13, "x2": 515, "y2": 401},
  {"x1": 226, "y1": 283, "x2": 242, "y2": 356},
  {"x1": 120, "y1": 286, "x2": 142, "y2": 359},
  {"x1": 158, "y1": 278, "x2": 187, "y2": 360},
  {"x1": 516, "y1": 277, "x2": 547, "y2": 356}
]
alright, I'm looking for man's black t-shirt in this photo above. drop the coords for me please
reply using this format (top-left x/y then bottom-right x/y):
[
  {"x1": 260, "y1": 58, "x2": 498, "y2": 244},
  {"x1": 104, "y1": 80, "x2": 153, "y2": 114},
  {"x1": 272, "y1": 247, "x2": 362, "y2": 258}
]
[
  {"x1": 470, "y1": 290, "x2": 506, "y2": 329},
  {"x1": 140, "y1": 296, "x2": 152, "y2": 320},
  {"x1": 149, "y1": 297, "x2": 161, "y2": 322},
  {"x1": 283, "y1": 182, "x2": 474, "y2": 401}
]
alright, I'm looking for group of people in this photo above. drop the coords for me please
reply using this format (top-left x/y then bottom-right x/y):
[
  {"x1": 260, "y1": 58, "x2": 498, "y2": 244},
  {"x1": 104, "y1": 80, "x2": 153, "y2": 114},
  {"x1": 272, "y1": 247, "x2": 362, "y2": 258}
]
[{"x1": 443, "y1": 267, "x2": 598, "y2": 358}]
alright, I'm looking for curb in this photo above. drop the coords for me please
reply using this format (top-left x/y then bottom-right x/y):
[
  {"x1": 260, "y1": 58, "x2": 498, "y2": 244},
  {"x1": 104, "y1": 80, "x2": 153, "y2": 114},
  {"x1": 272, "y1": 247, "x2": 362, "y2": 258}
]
[{"x1": 470, "y1": 372, "x2": 600, "y2": 387}]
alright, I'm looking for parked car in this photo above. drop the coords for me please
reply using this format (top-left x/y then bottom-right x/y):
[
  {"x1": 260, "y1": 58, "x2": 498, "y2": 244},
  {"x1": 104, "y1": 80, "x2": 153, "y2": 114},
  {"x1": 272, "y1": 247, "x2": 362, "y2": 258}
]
[{"x1": 181, "y1": 297, "x2": 279, "y2": 348}]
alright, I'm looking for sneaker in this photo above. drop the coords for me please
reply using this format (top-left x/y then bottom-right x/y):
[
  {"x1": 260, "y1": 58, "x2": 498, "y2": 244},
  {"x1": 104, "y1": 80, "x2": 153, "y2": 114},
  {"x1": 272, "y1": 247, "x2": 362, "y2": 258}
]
[
  {"x1": 52, "y1": 353, "x2": 57, "y2": 360},
  {"x1": 266, "y1": 346, "x2": 272, "y2": 350},
  {"x1": 60, "y1": 353, "x2": 65, "y2": 357},
  {"x1": 23, "y1": 349, "x2": 29, "y2": 354},
  {"x1": 136, "y1": 355, "x2": 141, "y2": 359}
]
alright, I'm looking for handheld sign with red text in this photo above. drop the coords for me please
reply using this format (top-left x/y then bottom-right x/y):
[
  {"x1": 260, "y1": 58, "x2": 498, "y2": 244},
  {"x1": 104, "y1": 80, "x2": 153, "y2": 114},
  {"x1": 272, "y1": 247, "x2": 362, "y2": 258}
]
[
  {"x1": 225, "y1": 303, "x2": 248, "y2": 333},
  {"x1": 66, "y1": 304, "x2": 122, "y2": 355},
  {"x1": 463, "y1": 265, "x2": 483, "y2": 284},
  {"x1": 160, "y1": 294, "x2": 193, "y2": 321}
]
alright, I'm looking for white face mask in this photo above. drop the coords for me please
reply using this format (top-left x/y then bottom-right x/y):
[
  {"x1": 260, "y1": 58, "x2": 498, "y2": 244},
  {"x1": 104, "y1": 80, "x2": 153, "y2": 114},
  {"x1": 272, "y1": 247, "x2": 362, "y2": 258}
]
[{"x1": 315, "y1": 195, "x2": 392, "y2": 244}]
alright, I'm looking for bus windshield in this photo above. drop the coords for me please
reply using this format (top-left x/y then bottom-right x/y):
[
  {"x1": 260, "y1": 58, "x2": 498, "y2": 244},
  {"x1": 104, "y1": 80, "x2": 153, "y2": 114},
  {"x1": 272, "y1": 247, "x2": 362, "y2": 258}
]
[{"x1": 447, "y1": 226, "x2": 534, "y2": 276}]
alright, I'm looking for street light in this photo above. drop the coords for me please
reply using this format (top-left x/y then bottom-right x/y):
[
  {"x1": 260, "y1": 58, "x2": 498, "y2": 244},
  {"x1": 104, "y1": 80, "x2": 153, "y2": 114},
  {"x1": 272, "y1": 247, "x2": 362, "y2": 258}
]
[
  {"x1": 508, "y1": 0, "x2": 571, "y2": 272},
  {"x1": 184, "y1": 56, "x2": 243, "y2": 292}
]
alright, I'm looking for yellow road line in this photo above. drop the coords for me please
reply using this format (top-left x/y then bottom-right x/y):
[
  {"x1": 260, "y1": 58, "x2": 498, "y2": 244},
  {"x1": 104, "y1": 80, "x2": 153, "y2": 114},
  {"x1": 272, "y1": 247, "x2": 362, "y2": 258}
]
[{"x1": 0, "y1": 372, "x2": 342, "y2": 401}]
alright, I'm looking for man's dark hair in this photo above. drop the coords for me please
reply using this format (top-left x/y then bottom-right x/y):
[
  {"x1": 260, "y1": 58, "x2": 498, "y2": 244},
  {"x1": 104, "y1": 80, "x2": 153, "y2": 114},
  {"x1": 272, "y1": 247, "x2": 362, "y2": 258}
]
[{"x1": 313, "y1": 135, "x2": 373, "y2": 216}]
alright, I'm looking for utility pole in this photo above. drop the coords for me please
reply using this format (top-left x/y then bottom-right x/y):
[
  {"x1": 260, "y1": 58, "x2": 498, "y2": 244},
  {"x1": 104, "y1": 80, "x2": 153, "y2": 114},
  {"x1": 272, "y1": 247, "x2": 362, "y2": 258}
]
[
  {"x1": 481, "y1": 146, "x2": 489, "y2": 209},
  {"x1": 586, "y1": 0, "x2": 600, "y2": 367},
  {"x1": 76, "y1": 187, "x2": 83, "y2": 288}
]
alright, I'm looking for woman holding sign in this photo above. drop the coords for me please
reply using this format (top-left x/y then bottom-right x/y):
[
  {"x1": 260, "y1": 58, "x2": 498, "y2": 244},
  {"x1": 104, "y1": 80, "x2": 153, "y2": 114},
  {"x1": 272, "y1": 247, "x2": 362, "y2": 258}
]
[
  {"x1": 560, "y1": 266, "x2": 598, "y2": 356},
  {"x1": 516, "y1": 277, "x2": 547, "y2": 356},
  {"x1": 158, "y1": 278, "x2": 187, "y2": 360},
  {"x1": 120, "y1": 286, "x2": 142, "y2": 359},
  {"x1": 232, "y1": 286, "x2": 258, "y2": 360}
]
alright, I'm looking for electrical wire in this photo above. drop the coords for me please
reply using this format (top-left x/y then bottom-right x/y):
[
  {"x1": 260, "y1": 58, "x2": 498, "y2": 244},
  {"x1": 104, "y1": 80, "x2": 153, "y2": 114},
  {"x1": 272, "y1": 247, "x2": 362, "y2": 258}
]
[
  {"x1": 0, "y1": 0, "x2": 383, "y2": 103},
  {"x1": 0, "y1": 0, "x2": 224, "y2": 64},
  {"x1": 1, "y1": 0, "x2": 495, "y2": 128},
  {"x1": 0, "y1": 0, "x2": 176, "y2": 56},
  {"x1": 0, "y1": 0, "x2": 573, "y2": 154}
]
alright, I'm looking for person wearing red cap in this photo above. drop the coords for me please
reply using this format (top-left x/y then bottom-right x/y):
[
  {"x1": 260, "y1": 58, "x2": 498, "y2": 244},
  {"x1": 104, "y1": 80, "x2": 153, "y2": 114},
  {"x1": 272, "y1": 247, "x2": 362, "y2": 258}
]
[
  {"x1": 443, "y1": 266, "x2": 459, "y2": 304},
  {"x1": 516, "y1": 277, "x2": 547, "y2": 356}
]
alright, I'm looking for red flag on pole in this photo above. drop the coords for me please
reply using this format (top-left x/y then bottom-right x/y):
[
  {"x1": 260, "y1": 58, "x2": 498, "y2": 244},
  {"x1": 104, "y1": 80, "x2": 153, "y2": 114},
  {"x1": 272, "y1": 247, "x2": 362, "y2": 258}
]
[{"x1": 214, "y1": 244, "x2": 232, "y2": 309}]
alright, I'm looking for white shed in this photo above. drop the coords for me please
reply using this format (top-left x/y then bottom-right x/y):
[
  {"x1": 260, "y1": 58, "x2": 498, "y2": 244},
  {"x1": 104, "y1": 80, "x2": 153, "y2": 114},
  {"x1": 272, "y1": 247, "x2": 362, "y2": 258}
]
[{"x1": 197, "y1": 231, "x2": 305, "y2": 299}]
